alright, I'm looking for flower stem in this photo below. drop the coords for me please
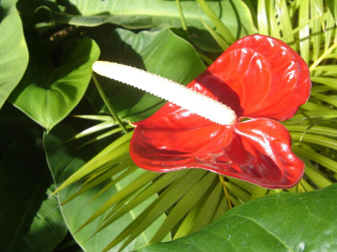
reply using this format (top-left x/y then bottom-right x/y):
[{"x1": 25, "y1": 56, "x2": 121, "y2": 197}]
[
  {"x1": 218, "y1": 175, "x2": 232, "y2": 209},
  {"x1": 175, "y1": 0, "x2": 188, "y2": 32},
  {"x1": 92, "y1": 74, "x2": 128, "y2": 134},
  {"x1": 92, "y1": 61, "x2": 237, "y2": 126}
]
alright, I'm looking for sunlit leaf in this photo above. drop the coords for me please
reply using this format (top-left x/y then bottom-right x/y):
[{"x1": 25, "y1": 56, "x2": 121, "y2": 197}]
[
  {"x1": 299, "y1": 0, "x2": 310, "y2": 63},
  {"x1": 0, "y1": 0, "x2": 28, "y2": 108},
  {"x1": 326, "y1": 0, "x2": 337, "y2": 23},
  {"x1": 150, "y1": 172, "x2": 218, "y2": 243},
  {"x1": 9, "y1": 37, "x2": 100, "y2": 131},
  {"x1": 102, "y1": 169, "x2": 208, "y2": 251},
  {"x1": 257, "y1": 0, "x2": 269, "y2": 35},
  {"x1": 136, "y1": 183, "x2": 337, "y2": 252}
]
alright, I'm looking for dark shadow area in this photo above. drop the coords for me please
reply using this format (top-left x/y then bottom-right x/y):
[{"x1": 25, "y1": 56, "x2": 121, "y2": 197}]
[
  {"x1": 17, "y1": 0, "x2": 60, "y2": 24},
  {"x1": 56, "y1": 0, "x2": 82, "y2": 15},
  {"x1": 185, "y1": 27, "x2": 223, "y2": 53},
  {"x1": 0, "y1": 130, "x2": 57, "y2": 251},
  {"x1": 0, "y1": 5, "x2": 6, "y2": 21},
  {"x1": 0, "y1": 103, "x2": 43, "y2": 158},
  {"x1": 195, "y1": 70, "x2": 244, "y2": 117},
  {"x1": 53, "y1": 231, "x2": 83, "y2": 252}
]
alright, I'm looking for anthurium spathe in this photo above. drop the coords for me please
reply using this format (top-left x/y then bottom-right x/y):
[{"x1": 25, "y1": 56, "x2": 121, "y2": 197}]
[{"x1": 94, "y1": 35, "x2": 311, "y2": 189}]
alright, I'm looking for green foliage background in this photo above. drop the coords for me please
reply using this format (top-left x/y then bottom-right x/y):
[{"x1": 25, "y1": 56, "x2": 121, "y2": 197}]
[{"x1": 1, "y1": 0, "x2": 337, "y2": 251}]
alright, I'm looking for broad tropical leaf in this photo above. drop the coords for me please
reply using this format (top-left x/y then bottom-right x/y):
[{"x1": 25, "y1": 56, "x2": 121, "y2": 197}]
[
  {"x1": 9, "y1": 37, "x2": 100, "y2": 131},
  {"x1": 0, "y1": 0, "x2": 28, "y2": 108},
  {"x1": 48, "y1": 0, "x2": 257, "y2": 51},
  {"x1": 136, "y1": 183, "x2": 337, "y2": 252}
]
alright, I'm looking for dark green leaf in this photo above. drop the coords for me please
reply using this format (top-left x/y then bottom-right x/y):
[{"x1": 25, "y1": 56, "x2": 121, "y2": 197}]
[
  {"x1": 0, "y1": 131, "x2": 67, "y2": 252},
  {"x1": 136, "y1": 183, "x2": 337, "y2": 252}
]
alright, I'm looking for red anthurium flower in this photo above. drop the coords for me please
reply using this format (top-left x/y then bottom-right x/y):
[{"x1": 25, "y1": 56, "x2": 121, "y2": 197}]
[{"x1": 129, "y1": 35, "x2": 311, "y2": 189}]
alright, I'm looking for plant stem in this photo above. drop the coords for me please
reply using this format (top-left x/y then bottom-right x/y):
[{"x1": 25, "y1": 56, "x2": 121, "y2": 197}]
[
  {"x1": 92, "y1": 74, "x2": 128, "y2": 134},
  {"x1": 175, "y1": 0, "x2": 188, "y2": 32},
  {"x1": 218, "y1": 175, "x2": 232, "y2": 209},
  {"x1": 310, "y1": 42, "x2": 337, "y2": 71}
]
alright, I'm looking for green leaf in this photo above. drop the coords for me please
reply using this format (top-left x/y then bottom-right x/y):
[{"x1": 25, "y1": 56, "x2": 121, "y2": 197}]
[
  {"x1": 257, "y1": 0, "x2": 269, "y2": 35},
  {"x1": 51, "y1": 0, "x2": 257, "y2": 40},
  {"x1": 9, "y1": 37, "x2": 100, "y2": 131},
  {"x1": 277, "y1": 0, "x2": 295, "y2": 45},
  {"x1": 136, "y1": 183, "x2": 337, "y2": 252},
  {"x1": 97, "y1": 170, "x2": 187, "y2": 234},
  {"x1": 311, "y1": 76, "x2": 337, "y2": 90},
  {"x1": 200, "y1": 19, "x2": 229, "y2": 50},
  {"x1": 195, "y1": 0, "x2": 235, "y2": 44},
  {"x1": 268, "y1": 0, "x2": 281, "y2": 38},
  {"x1": 88, "y1": 28, "x2": 206, "y2": 122},
  {"x1": 0, "y1": 131, "x2": 67, "y2": 252},
  {"x1": 0, "y1": 0, "x2": 28, "y2": 108},
  {"x1": 294, "y1": 145, "x2": 337, "y2": 173},
  {"x1": 291, "y1": 132, "x2": 337, "y2": 150},
  {"x1": 324, "y1": 7, "x2": 335, "y2": 51},
  {"x1": 52, "y1": 131, "x2": 133, "y2": 195},
  {"x1": 303, "y1": 161, "x2": 333, "y2": 189},
  {"x1": 44, "y1": 124, "x2": 165, "y2": 251},
  {"x1": 102, "y1": 169, "x2": 207, "y2": 252},
  {"x1": 184, "y1": 179, "x2": 223, "y2": 233},
  {"x1": 310, "y1": 0, "x2": 324, "y2": 61},
  {"x1": 150, "y1": 172, "x2": 217, "y2": 243},
  {"x1": 326, "y1": 0, "x2": 337, "y2": 24},
  {"x1": 298, "y1": 0, "x2": 310, "y2": 63}
]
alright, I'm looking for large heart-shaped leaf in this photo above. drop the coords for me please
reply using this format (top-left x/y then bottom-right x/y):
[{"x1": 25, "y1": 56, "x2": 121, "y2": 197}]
[
  {"x1": 136, "y1": 183, "x2": 337, "y2": 251},
  {"x1": 44, "y1": 125, "x2": 167, "y2": 251},
  {"x1": 0, "y1": 130, "x2": 67, "y2": 252},
  {"x1": 87, "y1": 28, "x2": 206, "y2": 122},
  {"x1": 9, "y1": 37, "x2": 100, "y2": 131},
  {"x1": 51, "y1": 0, "x2": 257, "y2": 51},
  {"x1": 0, "y1": 0, "x2": 28, "y2": 108}
]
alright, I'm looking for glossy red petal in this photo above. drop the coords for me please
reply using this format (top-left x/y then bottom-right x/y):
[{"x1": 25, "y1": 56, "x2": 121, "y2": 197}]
[
  {"x1": 188, "y1": 34, "x2": 311, "y2": 121},
  {"x1": 131, "y1": 118, "x2": 304, "y2": 189},
  {"x1": 130, "y1": 102, "x2": 234, "y2": 171},
  {"x1": 225, "y1": 118, "x2": 304, "y2": 188}
]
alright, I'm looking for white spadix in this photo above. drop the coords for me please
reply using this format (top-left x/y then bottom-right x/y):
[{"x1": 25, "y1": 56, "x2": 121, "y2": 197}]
[{"x1": 92, "y1": 61, "x2": 237, "y2": 125}]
